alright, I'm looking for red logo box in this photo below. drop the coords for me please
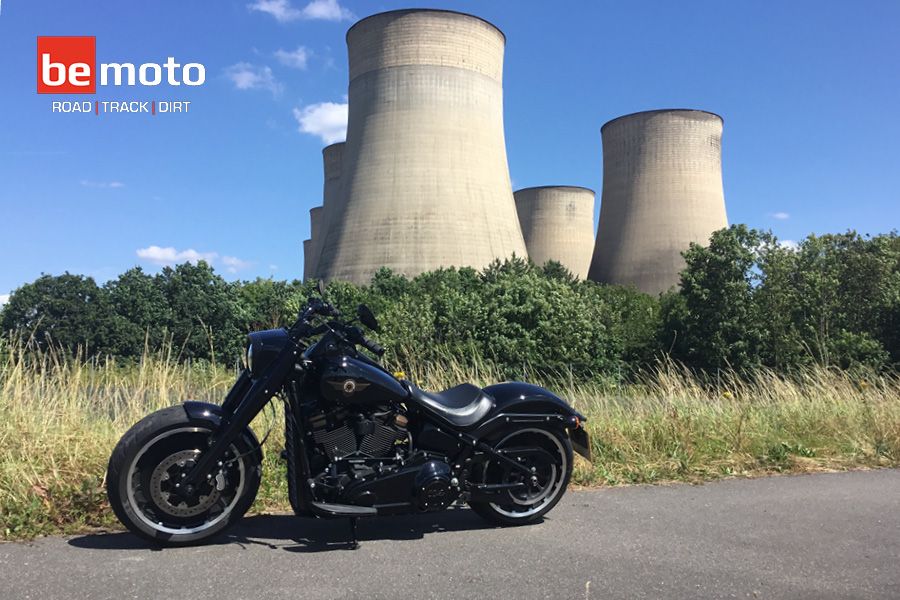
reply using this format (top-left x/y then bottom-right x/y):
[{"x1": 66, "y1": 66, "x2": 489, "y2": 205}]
[{"x1": 37, "y1": 36, "x2": 96, "y2": 94}]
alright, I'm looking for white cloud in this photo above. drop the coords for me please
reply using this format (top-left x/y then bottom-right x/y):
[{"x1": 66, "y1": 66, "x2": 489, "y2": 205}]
[
  {"x1": 292, "y1": 101, "x2": 347, "y2": 144},
  {"x1": 248, "y1": 0, "x2": 354, "y2": 22},
  {"x1": 770, "y1": 212, "x2": 790, "y2": 220},
  {"x1": 0, "y1": 294, "x2": 10, "y2": 307},
  {"x1": 248, "y1": 0, "x2": 302, "y2": 22},
  {"x1": 222, "y1": 255, "x2": 255, "y2": 274},
  {"x1": 274, "y1": 46, "x2": 311, "y2": 69},
  {"x1": 81, "y1": 180, "x2": 124, "y2": 189},
  {"x1": 223, "y1": 62, "x2": 282, "y2": 96},
  {"x1": 136, "y1": 246, "x2": 255, "y2": 273},
  {"x1": 778, "y1": 239, "x2": 799, "y2": 251},
  {"x1": 300, "y1": 0, "x2": 354, "y2": 21},
  {"x1": 137, "y1": 246, "x2": 217, "y2": 267}
]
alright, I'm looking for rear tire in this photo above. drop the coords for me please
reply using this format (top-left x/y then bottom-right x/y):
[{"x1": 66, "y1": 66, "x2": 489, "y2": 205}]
[
  {"x1": 106, "y1": 406, "x2": 261, "y2": 546},
  {"x1": 469, "y1": 427, "x2": 573, "y2": 526}
]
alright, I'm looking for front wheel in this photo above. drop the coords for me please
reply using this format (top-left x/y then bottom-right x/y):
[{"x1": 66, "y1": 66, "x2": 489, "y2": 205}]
[
  {"x1": 468, "y1": 427, "x2": 573, "y2": 526},
  {"x1": 106, "y1": 405, "x2": 261, "y2": 546}
]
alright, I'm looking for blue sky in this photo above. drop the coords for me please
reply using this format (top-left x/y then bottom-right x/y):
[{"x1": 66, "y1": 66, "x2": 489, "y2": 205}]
[{"x1": 1, "y1": 1, "x2": 898, "y2": 302}]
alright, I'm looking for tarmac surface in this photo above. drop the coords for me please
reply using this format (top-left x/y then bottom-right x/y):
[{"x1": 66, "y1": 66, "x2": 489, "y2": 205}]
[{"x1": 2, "y1": 469, "x2": 898, "y2": 599}]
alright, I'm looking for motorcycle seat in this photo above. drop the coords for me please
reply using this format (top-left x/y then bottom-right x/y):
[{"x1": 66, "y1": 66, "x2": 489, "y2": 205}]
[{"x1": 406, "y1": 382, "x2": 494, "y2": 428}]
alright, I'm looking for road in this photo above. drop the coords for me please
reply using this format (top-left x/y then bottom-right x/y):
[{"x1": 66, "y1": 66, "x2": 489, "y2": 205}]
[{"x1": 2, "y1": 470, "x2": 898, "y2": 600}]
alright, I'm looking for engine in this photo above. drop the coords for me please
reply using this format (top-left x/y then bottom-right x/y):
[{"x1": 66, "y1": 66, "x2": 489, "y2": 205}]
[
  {"x1": 300, "y1": 406, "x2": 456, "y2": 511},
  {"x1": 301, "y1": 406, "x2": 410, "y2": 504},
  {"x1": 307, "y1": 406, "x2": 409, "y2": 462}
]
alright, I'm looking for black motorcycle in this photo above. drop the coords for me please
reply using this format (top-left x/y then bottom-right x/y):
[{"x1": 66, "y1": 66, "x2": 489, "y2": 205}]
[{"x1": 106, "y1": 285, "x2": 591, "y2": 547}]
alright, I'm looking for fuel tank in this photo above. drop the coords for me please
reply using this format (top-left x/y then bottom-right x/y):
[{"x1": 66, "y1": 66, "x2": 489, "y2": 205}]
[{"x1": 320, "y1": 355, "x2": 408, "y2": 406}]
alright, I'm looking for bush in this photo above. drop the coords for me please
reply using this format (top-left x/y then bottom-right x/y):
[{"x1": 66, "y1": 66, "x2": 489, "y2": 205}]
[{"x1": 2, "y1": 227, "x2": 897, "y2": 378}]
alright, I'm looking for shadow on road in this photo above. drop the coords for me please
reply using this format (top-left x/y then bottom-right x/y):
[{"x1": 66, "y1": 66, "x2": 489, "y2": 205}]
[{"x1": 67, "y1": 506, "x2": 501, "y2": 553}]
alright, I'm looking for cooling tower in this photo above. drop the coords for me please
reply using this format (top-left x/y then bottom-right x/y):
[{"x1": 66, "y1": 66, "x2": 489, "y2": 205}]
[
  {"x1": 514, "y1": 186, "x2": 595, "y2": 278},
  {"x1": 588, "y1": 109, "x2": 728, "y2": 295},
  {"x1": 316, "y1": 9, "x2": 527, "y2": 284},
  {"x1": 308, "y1": 206, "x2": 323, "y2": 277},
  {"x1": 310, "y1": 142, "x2": 345, "y2": 280},
  {"x1": 303, "y1": 239, "x2": 313, "y2": 281}
]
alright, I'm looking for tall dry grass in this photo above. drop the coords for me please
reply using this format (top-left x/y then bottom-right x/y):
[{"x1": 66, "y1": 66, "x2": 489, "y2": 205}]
[{"x1": 1, "y1": 340, "x2": 898, "y2": 539}]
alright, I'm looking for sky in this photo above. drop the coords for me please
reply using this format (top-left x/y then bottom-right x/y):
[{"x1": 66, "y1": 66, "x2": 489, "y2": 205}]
[{"x1": 1, "y1": 0, "x2": 899, "y2": 303}]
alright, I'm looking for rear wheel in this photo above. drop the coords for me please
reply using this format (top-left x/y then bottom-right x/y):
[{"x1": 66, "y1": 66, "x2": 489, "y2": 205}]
[
  {"x1": 468, "y1": 427, "x2": 573, "y2": 526},
  {"x1": 106, "y1": 406, "x2": 261, "y2": 546}
]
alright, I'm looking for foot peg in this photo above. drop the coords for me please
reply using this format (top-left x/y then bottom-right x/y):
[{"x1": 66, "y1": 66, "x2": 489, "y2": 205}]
[{"x1": 309, "y1": 502, "x2": 377, "y2": 517}]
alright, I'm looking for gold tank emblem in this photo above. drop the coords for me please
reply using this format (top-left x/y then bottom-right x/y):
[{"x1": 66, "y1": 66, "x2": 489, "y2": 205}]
[{"x1": 329, "y1": 379, "x2": 371, "y2": 396}]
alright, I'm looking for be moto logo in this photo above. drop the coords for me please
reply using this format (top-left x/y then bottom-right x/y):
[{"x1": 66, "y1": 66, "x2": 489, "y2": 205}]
[
  {"x1": 38, "y1": 36, "x2": 96, "y2": 94},
  {"x1": 37, "y1": 36, "x2": 205, "y2": 94}
]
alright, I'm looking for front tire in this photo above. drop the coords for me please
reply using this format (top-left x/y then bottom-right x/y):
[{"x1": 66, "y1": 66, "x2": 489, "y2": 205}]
[
  {"x1": 469, "y1": 427, "x2": 573, "y2": 526},
  {"x1": 106, "y1": 406, "x2": 261, "y2": 546}
]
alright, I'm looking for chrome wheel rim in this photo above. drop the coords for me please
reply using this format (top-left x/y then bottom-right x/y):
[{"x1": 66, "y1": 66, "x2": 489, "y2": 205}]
[
  {"x1": 486, "y1": 428, "x2": 567, "y2": 519},
  {"x1": 126, "y1": 427, "x2": 245, "y2": 536}
]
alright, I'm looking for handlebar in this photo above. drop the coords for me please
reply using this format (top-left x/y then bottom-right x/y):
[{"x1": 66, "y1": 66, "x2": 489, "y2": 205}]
[{"x1": 292, "y1": 299, "x2": 383, "y2": 357}]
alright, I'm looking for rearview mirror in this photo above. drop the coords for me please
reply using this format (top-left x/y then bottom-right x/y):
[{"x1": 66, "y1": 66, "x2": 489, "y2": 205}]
[{"x1": 357, "y1": 304, "x2": 380, "y2": 332}]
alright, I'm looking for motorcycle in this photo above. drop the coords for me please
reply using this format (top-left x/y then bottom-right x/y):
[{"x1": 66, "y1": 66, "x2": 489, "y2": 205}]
[{"x1": 106, "y1": 283, "x2": 591, "y2": 547}]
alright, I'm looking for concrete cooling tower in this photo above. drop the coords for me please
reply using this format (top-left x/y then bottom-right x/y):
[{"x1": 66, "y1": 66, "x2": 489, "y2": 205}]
[
  {"x1": 310, "y1": 142, "x2": 345, "y2": 280},
  {"x1": 588, "y1": 109, "x2": 728, "y2": 295},
  {"x1": 307, "y1": 206, "x2": 323, "y2": 277},
  {"x1": 315, "y1": 9, "x2": 527, "y2": 284},
  {"x1": 303, "y1": 239, "x2": 313, "y2": 280},
  {"x1": 514, "y1": 186, "x2": 595, "y2": 278}
]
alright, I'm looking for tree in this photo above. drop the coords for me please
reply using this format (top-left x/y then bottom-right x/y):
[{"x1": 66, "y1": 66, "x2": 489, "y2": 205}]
[
  {"x1": 757, "y1": 232, "x2": 895, "y2": 370},
  {"x1": 2, "y1": 229, "x2": 895, "y2": 376},
  {"x1": 155, "y1": 262, "x2": 244, "y2": 362},
  {"x1": 0, "y1": 273, "x2": 113, "y2": 355},
  {"x1": 662, "y1": 225, "x2": 766, "y2": 371},
  {"x1": 104, "y1": 267, "x2": 170, "y2": 358},
  {"x1": 239, "y1": 278, "x2": 300, "y2": 331}
]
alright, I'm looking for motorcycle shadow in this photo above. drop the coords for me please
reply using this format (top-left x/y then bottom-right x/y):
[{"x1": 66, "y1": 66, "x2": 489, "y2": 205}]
[{"x1": 67, "y1": 506, "x2": 506, "y2": 553}]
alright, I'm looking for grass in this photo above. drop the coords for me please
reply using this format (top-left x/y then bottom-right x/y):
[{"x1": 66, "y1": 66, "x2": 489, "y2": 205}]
[{"x1": 1, "y1": 340, "x2": 898, "y2": 540}]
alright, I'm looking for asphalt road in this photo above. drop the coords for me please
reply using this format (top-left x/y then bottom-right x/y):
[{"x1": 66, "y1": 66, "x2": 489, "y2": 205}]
[{"x1": 2, "y1": 470, "x2": 898, "y2": 600}]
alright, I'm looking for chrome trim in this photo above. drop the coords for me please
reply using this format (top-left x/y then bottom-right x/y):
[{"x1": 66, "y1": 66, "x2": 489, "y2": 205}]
[{"x1": 126, "y1": 426, "x2": 246, "y2": 537}]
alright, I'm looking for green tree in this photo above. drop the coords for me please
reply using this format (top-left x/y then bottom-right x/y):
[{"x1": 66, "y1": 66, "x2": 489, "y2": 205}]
[
  {"x1": 757, "y1": 232, "x2": 895, "y2": 370},
  {"x1": 663, "y1": 225, "x2": 766, "y2": 371},
  {"x1": 156, "y1": 262, "x2": 244, "y2": 362},
  {"x1": 104, "y1": 267, "x2": 170, "y2": 358},
  {"x1": 0, "y1": 273, "x2": 113, "y2": 355},
  {"x1": 239, "y1": 277, "x2": 301, "y2": 331}
]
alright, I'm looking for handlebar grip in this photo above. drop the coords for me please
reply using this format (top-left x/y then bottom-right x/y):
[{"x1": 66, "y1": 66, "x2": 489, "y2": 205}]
[{"x1": 362, "y1": 337, "x2": 385, "y2": 357}]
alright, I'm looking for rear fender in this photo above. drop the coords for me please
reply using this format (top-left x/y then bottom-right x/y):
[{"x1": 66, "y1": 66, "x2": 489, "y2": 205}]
[{"x1": 477, "y1": 382, "x2": 591, "y2": 460}]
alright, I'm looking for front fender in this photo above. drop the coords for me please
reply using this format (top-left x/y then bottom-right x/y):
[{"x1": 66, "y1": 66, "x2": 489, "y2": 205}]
[
  {"x1": 182, "y1": 401, "x2": 264, "y2": 462},
  {"x1": 183, "y1": 401, "x2": 227, "y2": 427},
  {"x1": 478, "y1": 382, "x2": 590, "y2": 460}
]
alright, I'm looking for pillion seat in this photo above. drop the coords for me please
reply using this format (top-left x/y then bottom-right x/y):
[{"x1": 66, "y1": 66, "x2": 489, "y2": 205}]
[{"x1": 405, "y1": 382, "x2": 494, "y2": 428}]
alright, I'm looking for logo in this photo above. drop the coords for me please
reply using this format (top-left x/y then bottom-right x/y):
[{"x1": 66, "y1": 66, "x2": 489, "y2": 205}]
[
  {"x1": 37, "y1": 36, "x2": 205, "y2": 94},
  {"x1": 37, "y1": 36, "x2": 95, "y2": 94},
  {"x1": 329, "y1": 379, "x2": 371, "y2": 397}
]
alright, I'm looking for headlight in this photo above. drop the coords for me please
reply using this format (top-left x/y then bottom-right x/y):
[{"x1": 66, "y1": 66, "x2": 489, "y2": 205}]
[{"x1": 245, "y1": 344, "x2": 254, "y2": 372}]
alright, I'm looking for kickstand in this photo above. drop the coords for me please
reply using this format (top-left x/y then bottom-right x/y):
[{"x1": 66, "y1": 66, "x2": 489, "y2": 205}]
[{"x1": 347, "y1": 517, "x2": 359, "y2": 550}]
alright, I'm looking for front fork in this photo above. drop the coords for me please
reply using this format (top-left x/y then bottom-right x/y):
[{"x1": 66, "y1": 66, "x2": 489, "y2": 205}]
[{"x1": 183, "y1": 350, "x2": 296, "y2": 490}]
